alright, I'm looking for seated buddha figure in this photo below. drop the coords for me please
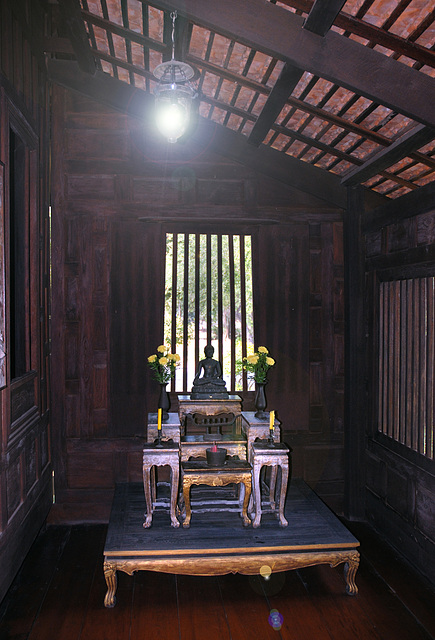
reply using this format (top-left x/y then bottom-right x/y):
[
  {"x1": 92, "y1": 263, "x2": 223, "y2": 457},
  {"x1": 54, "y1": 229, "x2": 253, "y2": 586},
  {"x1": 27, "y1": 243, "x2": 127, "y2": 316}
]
[{"x1": 191, "y1": 344, "x2": 229, "y2": 399}]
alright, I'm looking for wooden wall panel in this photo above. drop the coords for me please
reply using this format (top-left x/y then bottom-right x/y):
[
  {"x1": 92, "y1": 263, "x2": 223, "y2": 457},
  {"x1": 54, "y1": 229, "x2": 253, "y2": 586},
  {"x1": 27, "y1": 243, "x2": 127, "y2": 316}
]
[
  {"x1": 0, "y1": 0, "x2": 52, "y2": 604},
  {"x1": 49, "y1": 86, "x2": 346, "y2": 521},
  {"x1": 364, "y1": 200, "x2": 435, "y2": 583}
]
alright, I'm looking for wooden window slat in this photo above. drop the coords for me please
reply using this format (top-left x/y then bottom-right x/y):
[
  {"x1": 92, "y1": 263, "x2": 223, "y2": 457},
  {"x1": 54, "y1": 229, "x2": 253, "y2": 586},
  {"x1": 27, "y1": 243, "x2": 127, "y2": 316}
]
[
  {"x1": 379, "y1": 277, "x2": 435, "y2": 459},
  {"x1": 164, "y1": 232, "x2": 253, "y2": 393}
]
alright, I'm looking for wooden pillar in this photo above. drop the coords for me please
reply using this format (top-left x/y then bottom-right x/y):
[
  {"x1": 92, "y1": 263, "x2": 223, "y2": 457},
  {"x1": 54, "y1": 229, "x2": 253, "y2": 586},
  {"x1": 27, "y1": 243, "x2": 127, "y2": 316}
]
[{"x1": 343, "y1": 186, "x2": 366, "y2": 520}]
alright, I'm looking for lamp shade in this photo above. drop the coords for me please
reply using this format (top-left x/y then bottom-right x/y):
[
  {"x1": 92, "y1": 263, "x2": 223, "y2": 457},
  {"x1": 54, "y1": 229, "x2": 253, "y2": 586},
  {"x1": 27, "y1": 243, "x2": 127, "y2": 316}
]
[{"x1": 153, "y1": 60, "x2": 196, "y2": 143}]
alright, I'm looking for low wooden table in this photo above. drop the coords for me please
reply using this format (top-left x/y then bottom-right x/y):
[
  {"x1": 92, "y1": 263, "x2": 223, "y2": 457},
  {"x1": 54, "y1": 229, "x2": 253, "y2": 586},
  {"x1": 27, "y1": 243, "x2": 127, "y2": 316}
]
[
  {"x1": 180, "y1": 458, "x2": 252, "y2": 528},
  {"x1": 103, "y1": 480, "x2": 360, "y2": 607}
]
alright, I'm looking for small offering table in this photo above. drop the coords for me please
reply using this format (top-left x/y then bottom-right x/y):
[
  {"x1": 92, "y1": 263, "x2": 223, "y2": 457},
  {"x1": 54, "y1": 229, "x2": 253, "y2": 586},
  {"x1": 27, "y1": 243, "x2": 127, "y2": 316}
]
[
  {"x1": 180, "y1": 434, "x2": 247, "y2": 461},
  {"x1": 103, "y1": 480, "x2": 360, "y2": 607},
  {"x1": 180, "y1": 458, "x2": 252, "y2": 528}
]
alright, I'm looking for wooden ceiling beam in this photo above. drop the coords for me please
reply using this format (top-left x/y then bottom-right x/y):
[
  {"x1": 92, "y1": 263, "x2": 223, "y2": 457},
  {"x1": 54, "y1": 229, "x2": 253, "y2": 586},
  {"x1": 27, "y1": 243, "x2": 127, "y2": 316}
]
[
  {"x1": 303, "y1": 0, "x2": 346, "y2": 36},
  {"x1": 279, "y1": 0, "x2": 435, "y2": 68},
  {"x1": 248, "y1": 63, "x2": 304, "y2": 146},
  {"x1": 149, "y1": 0, "x2": 435, "y2": 127},
  {"x1": 57, "y1": 0, "x2": 96, "y2": 75},
  {"x1": 342, "y1": 125, "x2": 435, "y2": 186},
  {"x1": 363, "y1": 180, "x2": 435, "y2": 233}
]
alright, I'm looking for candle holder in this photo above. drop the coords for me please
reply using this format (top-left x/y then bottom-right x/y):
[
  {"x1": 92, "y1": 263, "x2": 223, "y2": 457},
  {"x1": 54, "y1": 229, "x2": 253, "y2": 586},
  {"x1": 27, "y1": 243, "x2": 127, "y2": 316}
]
[
  {"x1": 155, "y1": 430, "x2": 164, "y2": 448},
  {"x1": 268, "y1": 428, "x2": 275, "y2": 445}
]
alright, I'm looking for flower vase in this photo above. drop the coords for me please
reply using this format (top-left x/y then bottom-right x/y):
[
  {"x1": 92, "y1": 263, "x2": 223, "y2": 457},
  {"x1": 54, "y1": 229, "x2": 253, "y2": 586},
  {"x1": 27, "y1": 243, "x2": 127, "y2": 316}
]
[
  {"x1": 158, "y1": 383, "x2": 170, "y2": 421},
  {"x1": 254, "y1": 381, "x2": 268, "y2": 419}
]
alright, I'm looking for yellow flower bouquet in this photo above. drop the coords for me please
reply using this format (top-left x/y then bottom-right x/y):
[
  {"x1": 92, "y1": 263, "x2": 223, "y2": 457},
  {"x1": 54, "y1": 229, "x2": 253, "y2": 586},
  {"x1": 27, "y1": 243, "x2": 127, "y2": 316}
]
[
  {"x1": 147, "y1": 344, "x2": 180, "y2": 384},
  {"x1": 242, "y1": 346, "x2": 275, "y2": 384}
]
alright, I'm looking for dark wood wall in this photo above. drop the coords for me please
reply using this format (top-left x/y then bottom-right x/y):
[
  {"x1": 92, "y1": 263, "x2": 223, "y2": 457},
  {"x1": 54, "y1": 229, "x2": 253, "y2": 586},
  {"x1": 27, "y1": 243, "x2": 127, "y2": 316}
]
[
  {"x1": 362, "y1": 185, "x2": 435, "y2": 584},
  {"x1": 49, "y1": 86, "x2": 346, "y2": 522},
  {"x1": 0, "y1": 0, "x2": 51, "y2": 604}
]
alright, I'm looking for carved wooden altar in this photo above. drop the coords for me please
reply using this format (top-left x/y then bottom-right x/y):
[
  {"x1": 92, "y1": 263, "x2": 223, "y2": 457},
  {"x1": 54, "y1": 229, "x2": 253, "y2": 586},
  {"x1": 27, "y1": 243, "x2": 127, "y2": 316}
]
[{"x1": 103, "y1": 480, "x2": 360, "y2": 607}]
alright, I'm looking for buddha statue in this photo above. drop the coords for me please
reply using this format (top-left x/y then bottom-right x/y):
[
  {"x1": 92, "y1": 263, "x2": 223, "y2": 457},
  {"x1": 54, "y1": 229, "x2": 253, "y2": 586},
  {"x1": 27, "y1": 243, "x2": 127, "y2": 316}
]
[{"x1": 191, "y1": 344, "x2": 229, "y2": 399}]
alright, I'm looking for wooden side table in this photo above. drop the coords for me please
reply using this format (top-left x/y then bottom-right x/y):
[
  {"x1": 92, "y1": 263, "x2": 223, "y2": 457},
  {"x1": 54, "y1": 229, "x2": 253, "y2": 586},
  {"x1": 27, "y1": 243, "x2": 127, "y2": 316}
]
[
  {"x1": 180, "y1": 459, "x2": 252, "y2": 528},
  {"x1": 241, "y1": 412, "x2": 281, "y2": 462},
  {"x1": 250, "y1": 442, "x2": 290, "y2": 528},
  {"x1": 143, "y1": 442, "x2": 180, "y2": 529}
]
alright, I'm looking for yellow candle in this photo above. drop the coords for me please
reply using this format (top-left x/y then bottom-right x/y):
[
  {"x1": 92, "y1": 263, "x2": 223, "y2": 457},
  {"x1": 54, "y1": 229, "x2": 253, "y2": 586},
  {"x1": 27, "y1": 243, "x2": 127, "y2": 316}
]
[
  {"x1": 157, "y1": 407, "x2": 162, "y2": 431},
  {"x1": 270, "y1": 410, "x2": 274, "y2": 430}
]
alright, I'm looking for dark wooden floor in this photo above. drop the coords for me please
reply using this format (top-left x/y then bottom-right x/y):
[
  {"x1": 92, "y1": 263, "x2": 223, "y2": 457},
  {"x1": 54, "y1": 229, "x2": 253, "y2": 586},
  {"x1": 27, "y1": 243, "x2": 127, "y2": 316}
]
[{"x1": 1, "y1": 521, "x2": 434, "y2": 640}]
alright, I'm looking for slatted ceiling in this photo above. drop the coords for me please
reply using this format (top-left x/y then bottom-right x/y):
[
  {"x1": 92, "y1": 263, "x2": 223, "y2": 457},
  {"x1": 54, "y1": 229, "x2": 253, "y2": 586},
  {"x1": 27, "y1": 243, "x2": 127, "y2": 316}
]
[
  {"x1": 60, "y1": 1, "x2": 435, "y2": 199},
  {"x1": 279, "y1": 0, "x2": 435, "y2": 73}
]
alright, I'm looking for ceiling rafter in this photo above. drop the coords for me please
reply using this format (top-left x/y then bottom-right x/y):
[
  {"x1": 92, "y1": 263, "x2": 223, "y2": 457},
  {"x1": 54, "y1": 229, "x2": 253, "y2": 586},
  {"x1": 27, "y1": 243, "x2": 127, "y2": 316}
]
[
  {"x1": 82, "y1": 9, "x2": 166, "y2": 54},
  {"x1": 248, "y1": 63, "x2": 304, "y2": 146},
  {"x1": 303, "y1": 0, "x2": 347, "y2": 37},
  {"x1": 57, "y1": 0, "x2": 96, "y2": 74},
  {"x1": 278, "y1": 0, "x2": 435, "y2": 69},
  {"x1": 342, "y1": 125, "x2": 435, "y2": 186}
]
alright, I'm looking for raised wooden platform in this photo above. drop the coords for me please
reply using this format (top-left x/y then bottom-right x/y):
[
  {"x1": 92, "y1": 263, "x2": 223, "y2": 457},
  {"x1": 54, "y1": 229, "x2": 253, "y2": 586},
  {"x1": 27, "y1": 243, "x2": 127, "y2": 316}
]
[{"x1": 103, "y1": 479, "x2": 360, "y2": 607}]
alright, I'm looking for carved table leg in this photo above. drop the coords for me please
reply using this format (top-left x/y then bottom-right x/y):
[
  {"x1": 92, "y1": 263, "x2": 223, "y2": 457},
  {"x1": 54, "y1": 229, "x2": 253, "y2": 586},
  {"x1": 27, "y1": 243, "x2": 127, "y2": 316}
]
[
  {"x1": 170, "y1": 464, "x2": 180, "y2": 528},
  {"x1": 344, "y1": 550, "x2": 360, "y2": 595},
  {"x1": 143, "y1": 465, "x2": 153, "y2": 528},
  {"x1": 252, "y1": 461, "x2": 262, "y2": 528},
  {"x1": 103, "y1": 560, "x2": 117, "y2": 608},
  {"x1": 277, "y1": 463, "x2": 289, "y2": 527},
  {"x1": 240, "y1": 479, "x2": 252, "y2": 527},
  {"x1": 182, "y1": 481, "x2": 192, "y2": 528},
  {"x1": 269, "y1": 465, "x2": 277, "y2": 511},
  {"x1": 151, "y1": 465, "x2": 156, "y2": 505}
]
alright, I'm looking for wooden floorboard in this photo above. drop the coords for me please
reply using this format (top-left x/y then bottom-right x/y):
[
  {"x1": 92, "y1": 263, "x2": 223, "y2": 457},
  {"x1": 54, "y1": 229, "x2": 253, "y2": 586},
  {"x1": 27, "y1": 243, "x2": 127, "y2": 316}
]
[
  {"x1": 130, "y1": 572, "x2": 180, "y2": 640},
  {"x1": 1, "y1": 522, "x2": 435, "y2": 640}
]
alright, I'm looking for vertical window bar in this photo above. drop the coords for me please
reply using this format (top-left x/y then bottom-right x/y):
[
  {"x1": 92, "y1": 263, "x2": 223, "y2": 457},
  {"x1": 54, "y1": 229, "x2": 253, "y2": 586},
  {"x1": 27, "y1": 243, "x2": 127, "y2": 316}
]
[
  {"x1": 378, "y1": 282, "x2": 385, "y2": 434},
  {"x1": 194, "y1": 234, "x2": 200, "y2": 370},
  {"x1": 170, "y1": 234, "x2": 178, "y2": 392},
  {"x1": 183, "y1": 233, "x2": 189, "y2": 391},
  {"x1": 405, "y1": 279, "x2": 413, "y2": 449},
  {"x1": 419, "y1": 278, "x2": 427, "y2": 455},
  {"x1": 206, "y1": 234, "x2": 212, "y2": 345},
  {"x1": 217, "y1": 235, "x2": 224, "y2": 371},
  {"x1": 399, "y1": 279, "x2": 407, "y2": 445},
  {"x1": 412, "y1": 279, "x2": 420, "y2": 452},
  {"x1": 427, "y1": 278, "x2": 435, "y2": 459},
  {"x1": 239, "y1": 235, "x2": 247, "y2": 392},
  {"x1": 228, "y1": 235, "x2": 236, "y2": 390},
  {"x1": 387, "y1": 286, "x2": 394, "y2": 438},
  {"x1": 392, "y1": 280, "x2": 400, "y2": 442}
]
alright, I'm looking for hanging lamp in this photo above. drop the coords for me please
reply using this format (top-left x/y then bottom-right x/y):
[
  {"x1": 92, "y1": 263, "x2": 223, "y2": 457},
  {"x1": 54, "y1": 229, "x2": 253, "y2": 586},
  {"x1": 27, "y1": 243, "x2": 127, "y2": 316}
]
[{"x1": 153, "y1": 11, "x2": 197, "y2": 143}]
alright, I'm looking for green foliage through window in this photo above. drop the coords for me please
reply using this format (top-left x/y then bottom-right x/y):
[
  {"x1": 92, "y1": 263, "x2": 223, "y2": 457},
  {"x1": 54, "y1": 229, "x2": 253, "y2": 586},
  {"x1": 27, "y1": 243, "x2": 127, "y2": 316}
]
[{"x1": 164, "y1": 233, "x2": 254, "y2": 392}]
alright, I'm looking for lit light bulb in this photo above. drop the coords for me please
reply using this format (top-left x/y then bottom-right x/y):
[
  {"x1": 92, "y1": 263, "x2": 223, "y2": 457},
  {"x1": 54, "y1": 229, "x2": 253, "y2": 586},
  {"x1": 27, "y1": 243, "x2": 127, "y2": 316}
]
[{"x1": 155, "y1": 99, "x2": 189, "y2": 143}]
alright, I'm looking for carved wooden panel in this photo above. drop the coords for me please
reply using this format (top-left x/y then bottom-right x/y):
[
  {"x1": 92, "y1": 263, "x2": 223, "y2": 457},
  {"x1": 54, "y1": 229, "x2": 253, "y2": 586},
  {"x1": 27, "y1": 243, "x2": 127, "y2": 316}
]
[{"x1": 10, "y1": 374, "x2": 36, "y2": 425}]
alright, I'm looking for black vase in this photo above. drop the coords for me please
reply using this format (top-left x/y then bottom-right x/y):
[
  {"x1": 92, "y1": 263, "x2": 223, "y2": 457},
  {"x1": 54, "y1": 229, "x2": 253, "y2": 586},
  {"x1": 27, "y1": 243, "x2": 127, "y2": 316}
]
[
  {"x1": 254, "y1": 381, "x2": 268, "y2": 419},
  {"x1": 158, "y1": 383, "x2": 170, "y2": 421}
]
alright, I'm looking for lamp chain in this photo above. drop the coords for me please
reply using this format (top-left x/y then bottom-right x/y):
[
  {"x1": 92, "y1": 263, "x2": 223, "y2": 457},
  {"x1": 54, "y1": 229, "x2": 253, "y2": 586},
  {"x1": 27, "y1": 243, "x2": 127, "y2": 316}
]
[{"x1": 170, "y1": 10, "x2": 177, "y2": 60}]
